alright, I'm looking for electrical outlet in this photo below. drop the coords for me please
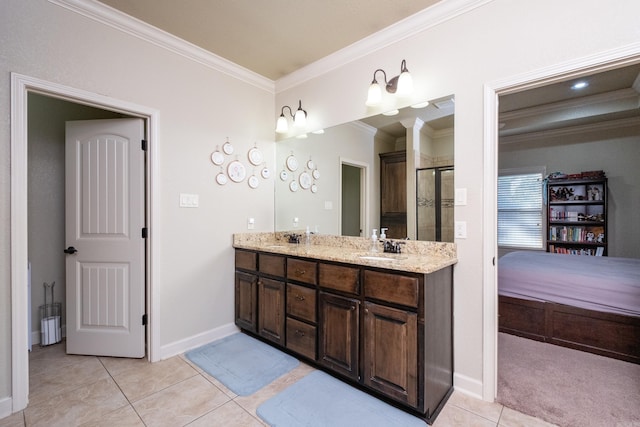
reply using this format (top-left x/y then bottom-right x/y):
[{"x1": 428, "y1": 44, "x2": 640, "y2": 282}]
[
  {"x1": 247, "y1": 218, "x2": 255, "y2": 230},
  {"x1": 455, "y1": 221, "x2": 467, "y2": 238},
  {"x1": 455, "y1": 188, "x2": 467, "y2": 206},
  {"x1": 293, "y1": 217, "x2": 299, "y2": 228}
]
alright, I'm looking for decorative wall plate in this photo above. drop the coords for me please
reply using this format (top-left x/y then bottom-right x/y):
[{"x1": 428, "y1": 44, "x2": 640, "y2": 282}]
[
  {"x1": 307, "y1": 159, "x2": 315, "y2": 170},
  {"x1": 299, "y1": 171, "x2": 312, "y2": 190},
  {"x1": 216, "y1": 173, "x2": 228, "y2": 185},
  {"x1": 227, "y1": 160, "x2": 246, "y2": 182},
  {"x1": 280, "y1": 170, "x2": 289, "y2": 181},
  {"x1": 222, "y1": 141, "x2": 234, "y2": 155},
  {"x1": 248, "y1": 147, "x2": 263, "y2": 166},
  {"x1": 248, "y1": 175, "x2": 260, "y2": 189},
  {"x1": 312, "y1": 169, "x2": 321, "y2": 180},
  {"x1": 289, "y1": 180, "x2": 299, "y2": 192},
  {"x1": 261, "y1": 167, "x2": 271, "y2": 179},
  {"x1": 211, "y1": 151, "x2": 224, "y2": 166},
  {"x1": 286, "y1": 155, "x2": 298, "y2": 171},
  {"x1": 311, "y1": 184, "x2": 318, "y2": 193}
]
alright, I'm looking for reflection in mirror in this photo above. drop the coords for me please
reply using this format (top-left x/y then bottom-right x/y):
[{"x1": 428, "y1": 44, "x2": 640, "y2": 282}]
[{"x1": 275, "y1": 96, "x2": 454, "y2": 241}]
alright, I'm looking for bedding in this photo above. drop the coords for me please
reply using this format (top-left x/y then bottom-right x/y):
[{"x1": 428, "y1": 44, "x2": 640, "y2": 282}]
[{"x1": 498, "y1": 251, "x2": 640, "y2": 317}]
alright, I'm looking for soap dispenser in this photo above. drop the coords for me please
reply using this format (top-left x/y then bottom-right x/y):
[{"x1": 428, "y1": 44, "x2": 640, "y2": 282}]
[
  {"x1": 305, "y1": 226, "x2": 311, "y2": 247},
  {"x1": 370, "y1": 229, "x2": 379, "y2": 252},
  {"x1": 380, "y1": 228, "x2": 388, "y2": 240}
]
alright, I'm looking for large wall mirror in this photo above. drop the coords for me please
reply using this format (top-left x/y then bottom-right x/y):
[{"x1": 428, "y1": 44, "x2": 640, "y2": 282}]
[{"x1": 274, "y1": 95, "x2": 454, "y2": 241}]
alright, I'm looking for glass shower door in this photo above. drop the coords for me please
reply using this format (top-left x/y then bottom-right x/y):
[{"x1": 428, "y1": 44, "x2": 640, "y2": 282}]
[{"x1": 417, "y1": 167, "x2": 454, "y2": 242}]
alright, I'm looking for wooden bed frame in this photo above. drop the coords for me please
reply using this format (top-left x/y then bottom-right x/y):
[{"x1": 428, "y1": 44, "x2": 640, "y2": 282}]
[{"x1": 499, "y1": 295, "x2": 640, "y2": 364}]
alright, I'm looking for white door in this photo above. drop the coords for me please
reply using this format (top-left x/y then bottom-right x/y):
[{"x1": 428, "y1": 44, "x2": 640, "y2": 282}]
[{"x1": 65, "y1": 119, "x2": 146, "y2": 357}]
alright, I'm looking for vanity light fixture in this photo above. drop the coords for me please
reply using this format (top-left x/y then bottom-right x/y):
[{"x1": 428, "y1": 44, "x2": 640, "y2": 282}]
[
  {"x1": 275, "y1": 100, "x2": 307, "y2": 134},
  {"x1": 365, "y1": 59, "x2": 413, "y2": 107}
]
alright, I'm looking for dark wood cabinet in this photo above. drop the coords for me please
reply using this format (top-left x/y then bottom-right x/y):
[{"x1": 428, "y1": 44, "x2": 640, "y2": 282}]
[
  {"x1": 234, "y1": 248, "x2": 453, "y2": 424},
  {"x1": 234, "y1": 271, "x2": 257, "y2": 333},
  {"x1": 318, "y1": 292, "x2": 360, "y2": 380},
  {"x1": 363, "y1": 301, "x2": 418, "y2": 407},
  {"x1": 380, "y1": 151, "x2": 407, "y2": 239},
  {"x1": 258, "y1": 277, "x2": 285, "y2": 345}
]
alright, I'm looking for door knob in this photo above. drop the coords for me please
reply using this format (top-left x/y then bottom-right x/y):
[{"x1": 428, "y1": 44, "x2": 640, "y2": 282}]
[{"x1": 64, "y1": 246, "x2": 78, "y2": 254}]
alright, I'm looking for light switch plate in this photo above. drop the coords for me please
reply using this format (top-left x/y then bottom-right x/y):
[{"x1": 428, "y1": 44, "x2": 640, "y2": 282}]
[
  {"x1": 179, "y1": 193, "x2": 199, "y2": 208},
  {"x1": 455, "y1": 188, "x2": 467, "y2": 206},
  {"x1": 455, "y1": 221, "x2": 467, "y2": 238}
]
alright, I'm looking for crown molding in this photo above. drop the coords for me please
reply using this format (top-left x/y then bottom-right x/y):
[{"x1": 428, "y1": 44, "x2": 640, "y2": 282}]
[
  {"x1": 275, "y1": 0, "x2": 495, "y2": 92},
  {"x1": 499, "y1": 116, "x2": 640, "y2": 146},
  {"x1": 48, "y1": 0, "x2": 275, "y2": 93}
]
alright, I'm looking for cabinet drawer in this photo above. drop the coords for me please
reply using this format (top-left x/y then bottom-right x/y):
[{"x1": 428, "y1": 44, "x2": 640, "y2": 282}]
[
  {"x1": 319, "y1": 263, "x2": 360, "y2": 295},
  {"x1": 287, "y1": 258, "x2": 317, "y2": 285},
  {"x1": 287, "y1": 283, "x2": 316, "y2": 323},
  {"x1": 286, "y1": 317, "x2": 316, "y2": 360},
  {"x1": 364, "y1": 270, "x2": 419, "y2": 308},
  {"x1": 259, "y1": 253, "x2": 285, "y2": 277},
  {"x1": 235, "y1": 250, "x2": 256, "y2": 271}
]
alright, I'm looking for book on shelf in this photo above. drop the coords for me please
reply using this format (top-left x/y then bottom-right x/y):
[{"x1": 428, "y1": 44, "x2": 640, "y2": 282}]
[
  {"x1": 548, "y1": 244, "x2": 604, "y2": 256},
  {"x1": 548, "y1": 226, "x2": 605, "y2": 243}
]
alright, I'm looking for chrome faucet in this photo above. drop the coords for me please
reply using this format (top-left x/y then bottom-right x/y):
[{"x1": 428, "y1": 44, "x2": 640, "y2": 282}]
[{"x1": 382, "y1": 239, "x2": 405, "y2": 254}]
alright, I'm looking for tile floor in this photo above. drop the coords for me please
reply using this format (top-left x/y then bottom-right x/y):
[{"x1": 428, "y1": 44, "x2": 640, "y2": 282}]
[{"x1": 1, "y1": 340, "x2": 556, "y2": 427}]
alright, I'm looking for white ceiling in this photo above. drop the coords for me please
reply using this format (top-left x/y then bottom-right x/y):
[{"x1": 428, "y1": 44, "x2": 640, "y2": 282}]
[{"x1": 96, "y1": 0, "x2": 442, "y2": 81}]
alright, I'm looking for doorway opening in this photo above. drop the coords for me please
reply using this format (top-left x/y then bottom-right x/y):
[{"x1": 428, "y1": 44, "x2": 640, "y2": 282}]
[
  {"x1": 340, "y1": 159, "x2": 368, "y2": 237},
  {"x1": 11, "y1": 73, "x2": 160, "y2": 412},
  {"x1": 484, "y1": 51, "x2": 640, "y2": 401}
]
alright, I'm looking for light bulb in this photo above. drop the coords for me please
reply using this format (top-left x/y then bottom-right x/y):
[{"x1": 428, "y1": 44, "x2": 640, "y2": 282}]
[
  {"x1": 396, "y1": 70, "x2": 413, "y2": 97},
  {"x1": 275, "y1": 115, "x2": 288, "y2": 134},
  {"x1": 366, "y1": 82, "x2": 382, "y2": 106},
  {"x1": 293, "y1": 109, "x2": 306, "y2": 127}
]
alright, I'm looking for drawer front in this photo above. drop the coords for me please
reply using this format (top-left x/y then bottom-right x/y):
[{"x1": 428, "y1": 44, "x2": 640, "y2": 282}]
[
  {"x1": 364, "y1": 270, "x2": 419, "y2": 308},
  {"x1": 287, "y1": 258, "x2": 317, "y2": 285},
  {"x1": 286, "y1": 283, "x2": 316, "y2": 323},
  {"x1": 319, "y1": 263, "x2": 360, "y2": 295},
  {"x1": 235, "y1": 250, "x2": 257, "y2": 271},
  {"x1": 259, "y1": 253, "x2": 285, "y2": 277},
  {"x1": 286, "y1": 317, "x2": 317, "y2": 360}
]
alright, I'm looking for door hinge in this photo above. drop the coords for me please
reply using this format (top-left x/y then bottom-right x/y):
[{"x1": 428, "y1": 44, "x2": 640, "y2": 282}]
[
  {"x1": 142, "y1": 227, "x2": 148, "y2": 238},
  {"x1": 142, "y1": 314, "x2": 148, "y2": 325},
  {"x1": 141, "y1": 139, "x2": 147, "y2": 151}
]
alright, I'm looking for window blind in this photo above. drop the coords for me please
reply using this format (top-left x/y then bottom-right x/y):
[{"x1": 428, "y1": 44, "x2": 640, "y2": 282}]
[{"x1": 498, "y1": 172, "x2": 543, "y2": 249}]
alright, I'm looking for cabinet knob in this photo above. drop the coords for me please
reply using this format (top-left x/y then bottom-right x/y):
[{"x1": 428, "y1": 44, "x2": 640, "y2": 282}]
[
  {"x1": 295, "y1": 295, "x2": 305, "y2": 301},
  {"x1": 296, "y1": 269, "x2": 306, "y2": 276},
  {"x1": 295, "y1": 330, "x2": 305, "y2": 337}
]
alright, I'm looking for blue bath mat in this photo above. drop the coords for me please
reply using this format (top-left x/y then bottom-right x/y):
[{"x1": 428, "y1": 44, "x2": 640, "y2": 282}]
[
  {"x1": 186, "y1": 333, "x2": 299, "y2": 396},
  {"x1": 257, "y1": 370, "x2": 427, "y2": 427}
]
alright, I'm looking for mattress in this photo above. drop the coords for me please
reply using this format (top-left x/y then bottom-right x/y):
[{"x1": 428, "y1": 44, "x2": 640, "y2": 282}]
[{"x1": 498, "y1": 251, "x2": 640, "y2": 317}]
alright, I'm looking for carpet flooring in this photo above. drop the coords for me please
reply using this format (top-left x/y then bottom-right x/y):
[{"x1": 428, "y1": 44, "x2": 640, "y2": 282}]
[
  {"x1": 185, "y1": 333, "x2": 299, "y2": 396},
  {"x1": 497, "y1": 332, "x2": 640, "y2": 427}
]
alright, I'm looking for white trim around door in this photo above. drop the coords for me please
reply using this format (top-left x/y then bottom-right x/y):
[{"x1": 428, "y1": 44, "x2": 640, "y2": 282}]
[
  {"x1": 482, "y1": 42, "x2": 640, "y2": 401},
  {"x1": 10, "y1": 73, "x2": 161, "y2": 412}
]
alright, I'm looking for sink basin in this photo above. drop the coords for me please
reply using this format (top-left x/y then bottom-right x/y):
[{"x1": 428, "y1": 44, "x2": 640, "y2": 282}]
[{"x1": 358, "y1": 255, "x2": 404, "y2": 262}]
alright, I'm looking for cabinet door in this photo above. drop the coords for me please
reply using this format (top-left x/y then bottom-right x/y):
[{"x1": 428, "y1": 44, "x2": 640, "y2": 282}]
[
  {"x1": 235, "y1": 271, "x2": 257, "y2": 333},
  {"x1": 318, "y1": 292, "x2": 360, "y2": 380},
  {"x1": 363, "y1": 302, "x2": 418, "y2": 408},
  {"x1": 258, "y1": 277, "x2": 285, "y2": 345}
]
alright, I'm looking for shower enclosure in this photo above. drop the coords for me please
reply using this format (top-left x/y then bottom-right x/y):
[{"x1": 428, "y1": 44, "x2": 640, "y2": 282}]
[{"x1": 416, "y1": 166, "x2": 454, "y2": 242}]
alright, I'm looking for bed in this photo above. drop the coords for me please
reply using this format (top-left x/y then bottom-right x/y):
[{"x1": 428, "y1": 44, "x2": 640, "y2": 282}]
[{"x1": 498, "y1": 251, "x2": 640, "y2": 364}]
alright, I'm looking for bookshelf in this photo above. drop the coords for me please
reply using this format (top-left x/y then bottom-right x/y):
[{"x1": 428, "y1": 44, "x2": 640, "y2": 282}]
[{"x1": 546, "y1": 174, "x2": 607, "y2": 256}]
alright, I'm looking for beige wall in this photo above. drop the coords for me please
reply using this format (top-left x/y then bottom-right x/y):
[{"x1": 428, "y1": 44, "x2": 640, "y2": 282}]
[
  {"x1": 274, "y1": 0, "x2": 640, "y2": 397},
  {"x1": 2, "y1": 0, "x2": 640, "y2": 413},
  {"x1": 1, "y1": 0, "x2": 274, "y2": 407}
]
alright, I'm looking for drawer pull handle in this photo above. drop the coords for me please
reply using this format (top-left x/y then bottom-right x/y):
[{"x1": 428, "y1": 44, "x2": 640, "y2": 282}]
[
  {"x1": 295, "y1": 330, "x2": 305, "y2": 337},
  {"x1": 295, "y1": 295, "x2": 305, "y2": 301},
  {"x1": 296, "y1": 269, "x2": 306, "y2": 275}
]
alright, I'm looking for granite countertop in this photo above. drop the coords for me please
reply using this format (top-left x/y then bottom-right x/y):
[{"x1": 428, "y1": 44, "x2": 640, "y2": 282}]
[{"x1": 233, "y1": 232, "x2": 457, "y2": 274}]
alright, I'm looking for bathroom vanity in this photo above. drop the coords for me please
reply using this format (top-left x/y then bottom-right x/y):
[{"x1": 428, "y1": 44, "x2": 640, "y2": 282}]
[{"x1": 233, "y1": 232, "x2": 456, "y2": 424}]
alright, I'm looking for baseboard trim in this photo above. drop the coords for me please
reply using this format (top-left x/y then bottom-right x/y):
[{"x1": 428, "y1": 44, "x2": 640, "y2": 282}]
[
  {"x1": 453, "y1": 372, "x2": 484, "y2": 400},
  {"x1": 159, "y1": 322, "x2": 240, "y2": 360},
  {"x1": 0, "y1": 397, "x2": 13, "y2": 420}
]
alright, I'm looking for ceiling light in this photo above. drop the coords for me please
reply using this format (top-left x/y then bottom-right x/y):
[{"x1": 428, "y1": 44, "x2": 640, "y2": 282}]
[
  {"x1": 571, "y1": 81, "x2": 589, "y2": 90},
  {"x1": 411, "y1": 101, "x2": 430, "y2": 109},
  {"x1": 382, "y1": 109, "x2": 399, "y2": 116},
  {"x1": 276, "y1": 100, "x2": 307, "y2": 134},
  {"x1": 365, "y1": 59, "x2": 414, "y2": 107}
]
